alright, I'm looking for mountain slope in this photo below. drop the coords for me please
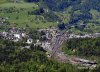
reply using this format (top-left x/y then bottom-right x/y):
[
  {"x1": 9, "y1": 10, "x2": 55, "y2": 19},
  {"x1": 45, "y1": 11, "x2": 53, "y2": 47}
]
[
  {"x1": 42, "y1": 0, "x2": 100, "y2": 33},
  {"x1": 0, "y1": 0, "x2": 100, "y2": 33}
]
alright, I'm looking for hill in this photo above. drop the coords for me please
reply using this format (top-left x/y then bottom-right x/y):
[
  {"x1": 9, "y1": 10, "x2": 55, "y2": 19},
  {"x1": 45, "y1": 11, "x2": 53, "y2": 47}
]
[
  {"x1": 0, "y1": 0, "x2": 100, "y2": 33},
  {"x1": 41, "y1": 0, "x2": 100, "y2": 33}
]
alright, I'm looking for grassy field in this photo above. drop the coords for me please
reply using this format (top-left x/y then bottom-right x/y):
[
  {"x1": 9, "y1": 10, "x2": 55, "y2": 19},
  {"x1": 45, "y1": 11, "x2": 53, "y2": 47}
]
[
  {"x1": 0, "y1": 2, "x2": 58, "y2": 29},
  {"x1": 0, "y1": 2, "x2": 38, "y2": 8},
  {"x1": 0, "y1": 0, "x2": 8, "y2": 4}
]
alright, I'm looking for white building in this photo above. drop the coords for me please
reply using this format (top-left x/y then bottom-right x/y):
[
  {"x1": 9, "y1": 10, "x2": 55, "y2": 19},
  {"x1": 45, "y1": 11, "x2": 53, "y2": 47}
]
[
  {"x1": 2, "y1": 32, "x2": 7, "y2": 37},
  {"x1": 21, "y1": 33, "x2": 26, "y2": 37},
  {"x1": 14, "y1": 34, "x2": 21, "y2": 39},
  {"x1": 34, "y1": 40, "x2": 41, "y2": 46},
  {"x1": 26, "y1": 38, "x2": 33, "y2": 44}
]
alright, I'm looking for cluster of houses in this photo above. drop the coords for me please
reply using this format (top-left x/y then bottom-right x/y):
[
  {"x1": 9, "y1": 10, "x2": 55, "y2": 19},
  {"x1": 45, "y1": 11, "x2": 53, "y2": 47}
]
[
  {"x1": 37, "y1": 27, "x2": 60, "y2": 50},
  {"x1": 0, "y1": 17, "x2": 34, "y2": 44},
  {"x1": 0, "y1": 27, "x2": 33, "y2": 44},
  {"x1": 0, "y1": 26, "x2": 100, "y2": 49},
  {"x1": 0, "y1": 27, "x2": 26, "y2": 42},
  {"x1": 37, "y1": 27, "x2": 100, "y2": 49}
]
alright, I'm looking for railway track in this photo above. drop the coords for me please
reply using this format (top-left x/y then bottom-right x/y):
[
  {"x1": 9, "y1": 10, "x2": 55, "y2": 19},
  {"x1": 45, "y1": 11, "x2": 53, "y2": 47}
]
[
  {"x1": 48, "y1": 31, "x2": 97, "y2": 69},
  {"x1": 51, "y1": 32, "x2": 67, "y2": 58}
]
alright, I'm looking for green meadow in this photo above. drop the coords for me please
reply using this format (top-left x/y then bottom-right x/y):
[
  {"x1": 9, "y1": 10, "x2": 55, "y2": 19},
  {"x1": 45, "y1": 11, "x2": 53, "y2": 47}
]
[{"x1": 0, "y1": 2, "x2": 58, "y2": 29}]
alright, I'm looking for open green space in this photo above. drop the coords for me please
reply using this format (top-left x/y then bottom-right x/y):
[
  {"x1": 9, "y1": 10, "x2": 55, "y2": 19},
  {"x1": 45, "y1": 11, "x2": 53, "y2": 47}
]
[
  {"x1": 0, "y1": 0, "x2": 8, "y2": 4},
  {"x1": 0, "y1": 2, "x2": 58, "y2": 29}
]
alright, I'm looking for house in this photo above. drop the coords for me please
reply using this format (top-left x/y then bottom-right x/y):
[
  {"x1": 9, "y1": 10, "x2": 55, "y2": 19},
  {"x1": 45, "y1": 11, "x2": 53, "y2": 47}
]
[
  {"x1": 13, "y1": 34, "x2": 21, "y2": 39},
  {"x1": 26, "y1": 38, "x2": 33, "y2": 44},
  {"x1": 21, "y1": 33, "x2": 26, "y2": 37},
  {"x1": 34, "y1": 40, "x2": 41, "y2": 46},
  {"x1": 2, "y1": 32, "x2": 7, "y2": 36},
  {"x1": 13, "y1": 38, "x2": 19, "y2": 42}
]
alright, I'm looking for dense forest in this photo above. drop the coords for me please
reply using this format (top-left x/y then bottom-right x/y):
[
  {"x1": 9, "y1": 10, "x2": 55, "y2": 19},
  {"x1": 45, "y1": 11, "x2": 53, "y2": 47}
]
[
  {"x1": 62, "y1": 37, "x2": 100, "y2": 60},
  {"x1": 62, "y1": 37, "x2": 100, "y2": 72}
]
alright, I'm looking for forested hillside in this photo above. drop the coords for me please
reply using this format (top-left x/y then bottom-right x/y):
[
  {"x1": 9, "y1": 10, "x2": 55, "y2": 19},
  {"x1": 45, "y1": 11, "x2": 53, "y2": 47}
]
[
  {"x1": 62, "y1": 37, "x2": 100, "y2": 61},
  {"x1": 25, "y1": 0, "x2": 100, "y2": 33}
]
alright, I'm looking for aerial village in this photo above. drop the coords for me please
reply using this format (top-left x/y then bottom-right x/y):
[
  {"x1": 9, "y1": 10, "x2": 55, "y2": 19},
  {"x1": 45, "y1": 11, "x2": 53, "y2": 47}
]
[{"x1": 0, "y1": 17, "x2": 100, "y2": 69}]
